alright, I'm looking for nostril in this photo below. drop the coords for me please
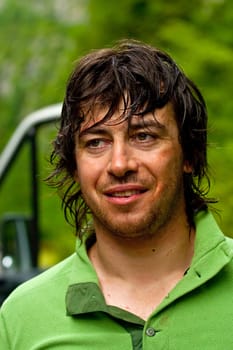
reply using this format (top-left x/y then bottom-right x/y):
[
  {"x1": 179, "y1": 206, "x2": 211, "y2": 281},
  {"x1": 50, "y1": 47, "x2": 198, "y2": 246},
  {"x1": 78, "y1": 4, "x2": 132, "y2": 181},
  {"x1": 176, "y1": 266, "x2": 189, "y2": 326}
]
[{"x1": 107, "y1": 157, "x2": 138, "y2": 177}]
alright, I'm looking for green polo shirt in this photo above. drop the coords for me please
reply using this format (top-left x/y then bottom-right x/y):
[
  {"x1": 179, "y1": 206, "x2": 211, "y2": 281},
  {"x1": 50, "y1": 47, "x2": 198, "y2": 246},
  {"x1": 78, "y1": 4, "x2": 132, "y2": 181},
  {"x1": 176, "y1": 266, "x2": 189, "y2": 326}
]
[{"x1": 0, "y1": 210, "x2": 233, "y2": 349}]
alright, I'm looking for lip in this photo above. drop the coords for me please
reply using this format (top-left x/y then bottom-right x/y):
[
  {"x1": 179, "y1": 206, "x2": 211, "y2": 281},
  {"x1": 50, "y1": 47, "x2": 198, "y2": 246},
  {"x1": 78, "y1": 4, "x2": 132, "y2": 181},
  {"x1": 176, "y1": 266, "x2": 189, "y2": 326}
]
[{"x1": 103, "y1": 184, "x2": 147, "y2": 205}]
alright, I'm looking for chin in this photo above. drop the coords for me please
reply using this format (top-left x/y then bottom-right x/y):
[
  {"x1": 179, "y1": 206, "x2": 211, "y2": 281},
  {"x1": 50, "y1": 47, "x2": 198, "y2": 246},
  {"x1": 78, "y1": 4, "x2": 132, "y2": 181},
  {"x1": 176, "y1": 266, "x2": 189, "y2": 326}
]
[{"x1": 101, "y1": 220, "x2": 159, "y2": 240}]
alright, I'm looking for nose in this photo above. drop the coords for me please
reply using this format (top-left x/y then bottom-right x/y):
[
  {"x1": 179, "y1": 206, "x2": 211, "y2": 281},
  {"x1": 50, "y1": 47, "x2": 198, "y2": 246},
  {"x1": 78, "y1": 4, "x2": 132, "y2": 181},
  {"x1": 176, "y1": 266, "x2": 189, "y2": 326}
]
[{"x1": 107, "y1": 142, "x2": 138, "y2": 177}]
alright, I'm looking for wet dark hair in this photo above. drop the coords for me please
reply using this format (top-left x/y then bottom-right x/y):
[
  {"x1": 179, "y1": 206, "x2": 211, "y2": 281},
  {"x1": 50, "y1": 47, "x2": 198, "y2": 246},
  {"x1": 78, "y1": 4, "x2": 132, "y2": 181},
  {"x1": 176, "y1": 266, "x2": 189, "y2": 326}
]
[{"x1": 48, "y1": 39, "x2": 215, "y2": 238}]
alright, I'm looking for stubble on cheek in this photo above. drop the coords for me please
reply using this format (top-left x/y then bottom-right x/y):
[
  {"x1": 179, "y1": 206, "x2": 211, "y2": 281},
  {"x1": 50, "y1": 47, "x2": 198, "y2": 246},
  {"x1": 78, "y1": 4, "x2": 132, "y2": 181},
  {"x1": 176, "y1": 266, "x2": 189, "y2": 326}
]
[{"x1": 78, "y1": 146, "x2": 186, "y2": 240}]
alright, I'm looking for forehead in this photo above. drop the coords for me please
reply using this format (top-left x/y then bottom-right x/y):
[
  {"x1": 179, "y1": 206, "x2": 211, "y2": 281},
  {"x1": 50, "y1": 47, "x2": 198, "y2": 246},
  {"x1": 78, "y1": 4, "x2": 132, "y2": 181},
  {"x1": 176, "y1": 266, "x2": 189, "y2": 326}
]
[{"x1": 79, "y1": 102, "x2": 177, "y2": 135}]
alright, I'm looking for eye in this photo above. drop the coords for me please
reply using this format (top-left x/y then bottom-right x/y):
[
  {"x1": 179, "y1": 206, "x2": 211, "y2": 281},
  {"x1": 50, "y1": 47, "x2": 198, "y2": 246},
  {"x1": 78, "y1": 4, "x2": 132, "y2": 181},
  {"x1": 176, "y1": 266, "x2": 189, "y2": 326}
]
[
  {"x1": 87, "y1": 139, "x2": 102, "y2": 148},
  {"x1": 134, "y1": 132, "x2": 154, "y2": 142},
  {"x1": 86, "y1": 138, "x2": 110, "y2": 149}
]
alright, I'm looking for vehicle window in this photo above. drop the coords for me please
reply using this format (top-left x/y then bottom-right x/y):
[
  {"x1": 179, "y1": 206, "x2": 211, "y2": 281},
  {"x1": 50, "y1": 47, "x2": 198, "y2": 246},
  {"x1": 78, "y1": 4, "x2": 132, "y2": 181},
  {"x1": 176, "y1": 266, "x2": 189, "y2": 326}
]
[{"x1": 0, "y1": 122, "x2": 74, "y2": 272}]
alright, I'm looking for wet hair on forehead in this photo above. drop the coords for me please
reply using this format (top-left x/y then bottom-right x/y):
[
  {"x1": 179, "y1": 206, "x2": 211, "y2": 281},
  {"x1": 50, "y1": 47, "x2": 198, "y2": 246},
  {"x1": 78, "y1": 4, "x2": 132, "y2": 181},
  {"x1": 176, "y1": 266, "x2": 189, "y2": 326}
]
[
  {"x1": 79, "y1": 95, "x2": 165, "y2": 136},
  {"x1": 65, "y1": 40, "x2": 180, "y2": 134}
]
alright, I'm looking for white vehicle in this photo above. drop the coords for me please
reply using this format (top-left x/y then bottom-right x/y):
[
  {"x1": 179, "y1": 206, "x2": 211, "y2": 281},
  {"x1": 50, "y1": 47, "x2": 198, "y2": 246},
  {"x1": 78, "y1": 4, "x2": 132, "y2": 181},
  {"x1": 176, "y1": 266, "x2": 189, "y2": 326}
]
[{"x1": 0, "y1": 104, "x2": 62, "y2": 304}]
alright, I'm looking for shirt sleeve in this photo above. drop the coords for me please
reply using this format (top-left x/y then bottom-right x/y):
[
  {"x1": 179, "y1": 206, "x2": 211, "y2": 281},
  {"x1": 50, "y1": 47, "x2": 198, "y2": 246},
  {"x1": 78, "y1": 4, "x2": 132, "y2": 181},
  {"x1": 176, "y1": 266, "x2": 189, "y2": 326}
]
[{"x1": 0, "y1": 308, "x2": 11, "y2": 350}]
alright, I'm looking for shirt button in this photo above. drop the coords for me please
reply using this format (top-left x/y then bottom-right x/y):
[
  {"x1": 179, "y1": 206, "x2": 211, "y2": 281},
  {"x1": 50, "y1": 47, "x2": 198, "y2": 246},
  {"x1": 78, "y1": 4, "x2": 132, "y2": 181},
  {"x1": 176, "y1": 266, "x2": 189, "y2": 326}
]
[{"x1": 146, "y1": 327, "x2": 156, "y2": 337}]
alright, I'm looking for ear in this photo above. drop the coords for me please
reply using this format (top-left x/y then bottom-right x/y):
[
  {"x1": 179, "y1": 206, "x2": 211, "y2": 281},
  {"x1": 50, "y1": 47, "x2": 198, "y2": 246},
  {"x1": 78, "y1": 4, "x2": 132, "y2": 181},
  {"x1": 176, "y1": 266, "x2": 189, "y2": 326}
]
[
  {"x1": 73, "y1": 169, "x2": 79, "y2": 183},
  {"x1": 183, "y1": 161, "x2": 193, "y2": 174}
]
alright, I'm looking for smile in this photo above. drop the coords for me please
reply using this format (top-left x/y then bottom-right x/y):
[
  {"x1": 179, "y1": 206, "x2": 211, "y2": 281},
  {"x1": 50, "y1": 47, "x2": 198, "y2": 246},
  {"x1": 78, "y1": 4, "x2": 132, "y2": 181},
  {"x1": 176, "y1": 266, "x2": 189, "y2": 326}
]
[{"x1": 108, "y1": 190, "x2": 143, "y2": 198}]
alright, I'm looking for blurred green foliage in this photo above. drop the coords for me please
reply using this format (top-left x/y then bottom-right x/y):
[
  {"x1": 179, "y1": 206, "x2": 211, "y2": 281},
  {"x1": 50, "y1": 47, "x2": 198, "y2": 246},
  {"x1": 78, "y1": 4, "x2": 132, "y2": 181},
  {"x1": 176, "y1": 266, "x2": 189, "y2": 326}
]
[{"x1": 0, "y1": 0, "x2": 233, "y2": 263}]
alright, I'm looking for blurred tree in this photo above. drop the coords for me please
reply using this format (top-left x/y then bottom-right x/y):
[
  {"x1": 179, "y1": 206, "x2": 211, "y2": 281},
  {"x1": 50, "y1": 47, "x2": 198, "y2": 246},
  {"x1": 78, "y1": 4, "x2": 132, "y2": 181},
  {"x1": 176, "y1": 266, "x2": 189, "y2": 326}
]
[{"x1": 0, "y1": 0, "x2": 232, "y2": 259}]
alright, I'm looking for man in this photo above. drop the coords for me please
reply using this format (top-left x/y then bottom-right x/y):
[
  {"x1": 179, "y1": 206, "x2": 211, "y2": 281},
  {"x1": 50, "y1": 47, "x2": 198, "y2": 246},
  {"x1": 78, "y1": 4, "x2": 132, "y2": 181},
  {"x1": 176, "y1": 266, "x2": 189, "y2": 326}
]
[{"x1": 0, "y1": 40, "x2": 232, "y2": 349}]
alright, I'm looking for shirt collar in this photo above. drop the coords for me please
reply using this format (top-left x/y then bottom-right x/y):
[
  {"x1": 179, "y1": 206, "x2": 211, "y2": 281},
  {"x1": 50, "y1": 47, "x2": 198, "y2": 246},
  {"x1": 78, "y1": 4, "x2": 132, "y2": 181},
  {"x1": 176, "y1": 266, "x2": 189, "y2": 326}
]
[
  {"x1": 155, "y1": 210, "x2": 233, "y2": 314},
  {"x1": 65, "y1": 211, "x2": 233, "y2": 318}
]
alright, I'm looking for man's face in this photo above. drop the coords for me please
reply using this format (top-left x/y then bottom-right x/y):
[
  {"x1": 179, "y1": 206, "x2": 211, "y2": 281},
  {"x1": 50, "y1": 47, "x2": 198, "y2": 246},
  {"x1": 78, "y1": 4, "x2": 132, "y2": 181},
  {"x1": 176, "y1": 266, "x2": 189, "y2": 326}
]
[{"x1": 74, "y1": 103, "x2": 191, "y2": 240}]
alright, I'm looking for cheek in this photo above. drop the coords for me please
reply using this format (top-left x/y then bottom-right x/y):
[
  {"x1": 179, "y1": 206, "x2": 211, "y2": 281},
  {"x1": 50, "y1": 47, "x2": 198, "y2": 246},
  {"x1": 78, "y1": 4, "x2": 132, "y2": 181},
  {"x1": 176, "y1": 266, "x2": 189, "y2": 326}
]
[
  {"x1": 155, "y1": 147, "x2": 183, "y2": 171},
  {"x1": 154, "y1": 150, "x2": 185, "y2": 186},
  {"x1": 74, "y1": 157, "x2": 103, "y2": 190}
]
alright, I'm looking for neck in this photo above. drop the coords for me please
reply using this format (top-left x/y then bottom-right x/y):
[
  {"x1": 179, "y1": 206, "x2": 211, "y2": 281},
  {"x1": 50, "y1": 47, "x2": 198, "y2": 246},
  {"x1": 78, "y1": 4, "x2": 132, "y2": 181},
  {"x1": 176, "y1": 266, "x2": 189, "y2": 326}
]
[
  {"x1": 88, "y1": 219, "x2": 195, "y2": 319},
  {"x1": 89, "y1": 220, "x2": 195, "y2": 285}
]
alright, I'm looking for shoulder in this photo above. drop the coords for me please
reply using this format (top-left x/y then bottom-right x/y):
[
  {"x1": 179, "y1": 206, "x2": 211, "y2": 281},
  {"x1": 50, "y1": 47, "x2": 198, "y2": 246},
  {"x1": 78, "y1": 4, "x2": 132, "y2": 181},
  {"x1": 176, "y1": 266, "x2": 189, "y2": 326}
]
[
  {"x1": 224, "y1": 236, "x2": 233, "y2": 266},
  {"x1": 225, "y1": 235, "x2": 233, "y2": 249},
  {"x1": 1, "y1": 253, "x2": 76, "y2": 314},
  {"x1": 221, "y1": 235, "x2": 233, "y2": 265}
]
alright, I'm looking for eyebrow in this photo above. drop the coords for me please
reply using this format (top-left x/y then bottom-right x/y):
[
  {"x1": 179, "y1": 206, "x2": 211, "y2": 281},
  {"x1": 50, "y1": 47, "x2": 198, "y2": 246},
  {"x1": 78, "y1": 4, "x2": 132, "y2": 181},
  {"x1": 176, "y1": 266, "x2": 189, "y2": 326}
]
[
  {"x1": 79, "y1": 125, "x2": 109, "y2": 138},
  {"x1": 79, "y1": 116, "x2": 165, "y2": 138},
  {"x1": 129, "y1": 118, "x2": 165, "y2": 131}
]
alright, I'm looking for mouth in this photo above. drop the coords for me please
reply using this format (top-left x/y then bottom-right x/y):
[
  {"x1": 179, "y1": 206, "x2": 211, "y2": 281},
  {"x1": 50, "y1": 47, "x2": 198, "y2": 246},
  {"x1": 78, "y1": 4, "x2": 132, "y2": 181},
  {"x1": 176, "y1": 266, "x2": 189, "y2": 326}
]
[
  {"x1": 104, "y1": 185, "x2": 147, "y2": 204},
  {"x1": 107, "y1": 190, "x2": 145, "y2": 198}
]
